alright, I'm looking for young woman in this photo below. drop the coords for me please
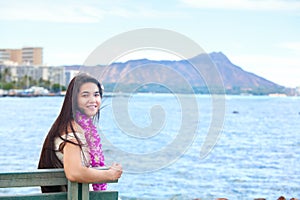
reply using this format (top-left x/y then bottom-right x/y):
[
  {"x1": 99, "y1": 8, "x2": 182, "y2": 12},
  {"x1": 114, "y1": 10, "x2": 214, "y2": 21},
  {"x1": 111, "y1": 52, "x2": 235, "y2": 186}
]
[{"x1": 38, "y1": 73, "x2": 122, "y2": 193}]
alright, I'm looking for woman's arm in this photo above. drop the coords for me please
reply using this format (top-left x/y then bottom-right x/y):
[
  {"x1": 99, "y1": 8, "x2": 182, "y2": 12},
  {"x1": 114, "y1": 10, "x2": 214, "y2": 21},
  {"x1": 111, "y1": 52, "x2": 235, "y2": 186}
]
[{"x1": 63, "y1": 140, "x2": 122, "y2": 183}]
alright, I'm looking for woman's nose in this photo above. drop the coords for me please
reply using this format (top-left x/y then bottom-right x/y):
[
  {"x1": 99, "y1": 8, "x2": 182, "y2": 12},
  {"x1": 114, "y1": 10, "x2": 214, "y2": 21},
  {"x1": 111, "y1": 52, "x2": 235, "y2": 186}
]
[{"x1": 89, "y1": 95, "x2": 96, "y2": 102}]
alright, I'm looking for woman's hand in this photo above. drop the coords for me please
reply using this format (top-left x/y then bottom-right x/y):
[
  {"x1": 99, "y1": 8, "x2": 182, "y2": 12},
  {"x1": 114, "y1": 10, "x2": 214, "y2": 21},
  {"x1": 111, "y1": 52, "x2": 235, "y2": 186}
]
[
  {"x1": 64, "y1": 141, "x2": 122, "y2": 183},
  {"x1": 108, "y1": 163, "x2": 123, "y2": 181}
]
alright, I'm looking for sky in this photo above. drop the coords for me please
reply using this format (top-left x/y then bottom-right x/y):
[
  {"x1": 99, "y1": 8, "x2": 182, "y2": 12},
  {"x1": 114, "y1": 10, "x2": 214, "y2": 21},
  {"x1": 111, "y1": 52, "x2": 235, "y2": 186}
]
[{"x1": 0, "y1": 0, "x2": 299, "y2": 87}]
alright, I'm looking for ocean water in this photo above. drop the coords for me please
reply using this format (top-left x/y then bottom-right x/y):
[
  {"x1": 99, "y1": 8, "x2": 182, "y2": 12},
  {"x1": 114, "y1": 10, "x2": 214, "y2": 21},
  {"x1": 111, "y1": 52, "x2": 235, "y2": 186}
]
[{"x1": 0, "y1": 94, "x2": 299, "y2": 199}]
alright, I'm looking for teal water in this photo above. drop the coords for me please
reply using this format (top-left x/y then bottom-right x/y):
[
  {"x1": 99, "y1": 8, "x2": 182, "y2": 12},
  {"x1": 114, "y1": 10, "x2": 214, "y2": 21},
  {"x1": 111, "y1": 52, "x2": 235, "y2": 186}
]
[{"x1": 0, "y1": 94, "x2": 299, "y2": 199}]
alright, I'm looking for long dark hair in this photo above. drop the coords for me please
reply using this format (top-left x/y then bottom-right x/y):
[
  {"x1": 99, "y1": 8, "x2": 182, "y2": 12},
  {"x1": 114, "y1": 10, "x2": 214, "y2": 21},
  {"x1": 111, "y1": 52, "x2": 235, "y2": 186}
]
[{"x1": 38, "y1": 73, "x2": 103, "y2": 193}]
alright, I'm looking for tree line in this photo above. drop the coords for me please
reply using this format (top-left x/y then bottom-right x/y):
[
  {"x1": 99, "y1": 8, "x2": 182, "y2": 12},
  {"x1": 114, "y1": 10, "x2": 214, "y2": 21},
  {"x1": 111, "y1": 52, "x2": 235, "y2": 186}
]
[{"x1": 0, "y1": 69, "x2": 65, "y2": 93}]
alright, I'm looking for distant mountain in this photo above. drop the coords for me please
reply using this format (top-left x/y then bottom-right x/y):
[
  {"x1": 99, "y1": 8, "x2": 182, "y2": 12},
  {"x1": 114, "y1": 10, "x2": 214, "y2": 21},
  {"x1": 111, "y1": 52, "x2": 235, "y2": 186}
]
[
  {"x1": 78, "y1": 52, "x2": 285, "y2": 95},
  {"x1": 208, "y1": 52, "x2": 282, "y2": 89}
]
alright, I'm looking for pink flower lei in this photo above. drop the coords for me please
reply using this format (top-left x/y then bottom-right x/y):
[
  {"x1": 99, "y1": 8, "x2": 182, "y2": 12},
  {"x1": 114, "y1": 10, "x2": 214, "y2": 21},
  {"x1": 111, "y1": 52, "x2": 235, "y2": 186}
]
[{"x1": 75, "y1": 111, "x2": 107, "y2": 191}]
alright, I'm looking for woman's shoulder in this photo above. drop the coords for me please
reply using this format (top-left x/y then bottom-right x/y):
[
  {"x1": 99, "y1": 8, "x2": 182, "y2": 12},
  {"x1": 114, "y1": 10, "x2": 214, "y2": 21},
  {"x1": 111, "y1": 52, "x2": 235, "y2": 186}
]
[
  {"x1": 56, "y1": 121, "x2": 85, "y2": 142},
  {"x1": 67, "y1": 120, "x2": 84, "y2": 134},
  {"x1": 56, "y1": 131, "x2": 85, "y2": 148}
]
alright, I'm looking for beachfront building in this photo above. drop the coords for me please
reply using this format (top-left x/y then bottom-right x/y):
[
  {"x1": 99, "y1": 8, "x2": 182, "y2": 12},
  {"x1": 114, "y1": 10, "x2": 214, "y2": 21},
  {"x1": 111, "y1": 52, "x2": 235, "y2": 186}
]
[
  {"x1": 0, "y1": 64, "x2": 83, "y2": 90},
  {"x1": 0, "y1": 50, "x2": 9, "y2": 61},
  {"x1": 0, "y1": 49, "x2": 12, "y2": 65},
  {"x1": 0, "y1": 65, "x2": 64, "y2": 88},
  {"x1": 0, "y1": 47, "x2": 43, "y2": 66},
  {"x1": 22, "y1": 47, "x2": 43, "y2": 65},
  {"x1": 64, "y1": 65, "x2": 80, "y2": 86}
]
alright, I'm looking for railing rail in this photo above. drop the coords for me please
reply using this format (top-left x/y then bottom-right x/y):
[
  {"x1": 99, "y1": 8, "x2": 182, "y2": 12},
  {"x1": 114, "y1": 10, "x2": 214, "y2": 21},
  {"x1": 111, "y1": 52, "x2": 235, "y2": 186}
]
[{"x1": 0, "y1": 168, "x2": 118, "y2": 200}]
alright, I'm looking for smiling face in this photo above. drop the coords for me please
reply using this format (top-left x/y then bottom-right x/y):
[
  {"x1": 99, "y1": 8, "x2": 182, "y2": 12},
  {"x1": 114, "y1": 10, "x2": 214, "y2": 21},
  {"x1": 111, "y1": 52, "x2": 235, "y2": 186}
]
[{"x1": 77, "y1": 82, "x2": 101, "y2": 118}]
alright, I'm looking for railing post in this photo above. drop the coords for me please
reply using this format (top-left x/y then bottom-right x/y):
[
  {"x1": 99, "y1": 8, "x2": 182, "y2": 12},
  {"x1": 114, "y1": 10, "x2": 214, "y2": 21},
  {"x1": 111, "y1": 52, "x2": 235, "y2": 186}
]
[
  {"x1": 80, "y1": 183, "x2": 90, "y2": 200},
  {"x1": 68, "y1": 180, "x2": 79, "y2": 200}
]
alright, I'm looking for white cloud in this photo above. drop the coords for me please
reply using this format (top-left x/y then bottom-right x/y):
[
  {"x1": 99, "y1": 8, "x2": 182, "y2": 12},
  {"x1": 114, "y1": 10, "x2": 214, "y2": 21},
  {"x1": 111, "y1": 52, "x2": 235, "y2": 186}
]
[
  {"x1": 0, "y1": 1, "x2": 185, "y2": 23},
  {"x1": 180, "y1": 0, "x2": 300, "y2": 11},
  {"x1": 279, "y1": 42, "x2": 300, "y2": 54},
  {"x1": 232, "y1": 54, "x2": 300, "y2": 68},
  {"x1": 104, "y1": 7, "x2": 184, "y2": 19},
  {"x1": 0, "y1": 1, "x2": 105, "y2": 23},
  {"x1": 45, "y1": 52, "x2": 89, "y2": 66},
  {"x1": 229, "y1": 54, "x2": 300, "y2": 87}
]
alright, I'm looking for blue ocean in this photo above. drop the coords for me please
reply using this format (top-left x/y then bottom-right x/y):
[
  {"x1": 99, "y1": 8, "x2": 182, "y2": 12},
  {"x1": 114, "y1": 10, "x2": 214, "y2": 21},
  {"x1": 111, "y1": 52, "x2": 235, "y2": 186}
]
[{"x1": 0, "y1": 94, "x2": 299, "y2": 199}]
